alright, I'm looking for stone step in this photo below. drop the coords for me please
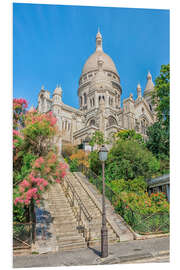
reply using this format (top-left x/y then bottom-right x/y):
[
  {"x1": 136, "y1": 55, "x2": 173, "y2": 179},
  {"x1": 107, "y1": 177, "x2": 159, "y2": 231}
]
[
  {"x1": 57, "y1": 235, "x2": 86, "y2": 244},
  {"x1": 58, "y1": 241, "x2": 87, "y2": 251},
  {"x1": 54, "y1": 224, "x2": 78, "y2": 232},
  {"x1": 53, "y1": 218, "x2": 77, "y2": 225},
  {"x1": 88, "y1": 237, "x2": 118, "y2": 247},
  {"x1": 56, "y1": 231, "x2": 82, "y2": 238}
]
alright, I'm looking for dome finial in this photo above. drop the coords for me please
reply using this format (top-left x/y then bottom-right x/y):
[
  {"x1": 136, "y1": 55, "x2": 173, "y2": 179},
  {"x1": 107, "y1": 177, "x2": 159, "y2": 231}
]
[
  {"x1": 137, "y1": 83, "x2": 142, "y2": 98},
  {"x1": 147, "y1": 71, "x2": 152, "y2": 80},
  {"x1": 96, "y1": 28, "x2": 103, "y2": 52}
]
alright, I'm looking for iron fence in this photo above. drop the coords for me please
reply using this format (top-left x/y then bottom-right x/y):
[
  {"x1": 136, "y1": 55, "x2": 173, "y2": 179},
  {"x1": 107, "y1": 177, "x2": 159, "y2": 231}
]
[{"x1": 13, "y1": 222, "x2": 35, "y2": 249}]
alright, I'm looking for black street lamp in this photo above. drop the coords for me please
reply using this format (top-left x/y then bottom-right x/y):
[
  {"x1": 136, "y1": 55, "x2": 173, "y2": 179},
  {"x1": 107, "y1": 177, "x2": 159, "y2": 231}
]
[{"x1": 99, "y1": 145, "x2": 108, "y2": 258}]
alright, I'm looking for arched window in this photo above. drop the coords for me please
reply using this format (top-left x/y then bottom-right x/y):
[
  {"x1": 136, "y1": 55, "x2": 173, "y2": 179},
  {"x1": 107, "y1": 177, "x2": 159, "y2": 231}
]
[
  {"x1": 92, "y1": 98, "x2": 95, "y2": 106},
  {"x1": 90, "y1": 99, "x2": 92, "y2": 107},
  {"x1": 89, "y1": 119, "x2": 96, "y2": 126},
  {"x1": 141, "y1": 118, "x2": 148, "y2": 134},
  {"x1": 80, "y1": 96, "x2": 82, "y2": 106},
  {"x1": 108, "y1": 116, "x2": 117, "y2": 127},
  {"x1": 84, "y1": 93, "x2": 87, "y2": 104}
]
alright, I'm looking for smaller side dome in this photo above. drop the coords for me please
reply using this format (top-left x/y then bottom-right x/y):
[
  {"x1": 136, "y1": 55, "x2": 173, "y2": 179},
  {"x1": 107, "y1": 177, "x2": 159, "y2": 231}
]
[
  {"x1": 137, "y1": 83, "x2": 142, "y2": 98},
  {"x1": 147, "y1": 71, "x2": 152, "y2": 80},
  {"x1": 144, "y1": 71, "x2": 154, "y2": 97}
]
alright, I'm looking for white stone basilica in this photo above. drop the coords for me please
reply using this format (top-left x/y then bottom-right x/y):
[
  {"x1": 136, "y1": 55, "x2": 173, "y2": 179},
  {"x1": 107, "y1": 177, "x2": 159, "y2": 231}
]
[{"x1": 37, "y1": 30, "x2": 156, "y2": 151}]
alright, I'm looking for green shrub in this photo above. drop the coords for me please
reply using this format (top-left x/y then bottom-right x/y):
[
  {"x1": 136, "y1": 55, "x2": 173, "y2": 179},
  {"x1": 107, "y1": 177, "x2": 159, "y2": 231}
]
[
  {"x1": 69, "y1": 158, "x2": 79, "y2": 172},
  {"x1": 106, "y1": 139, "x2": 160, "y2": 181}
]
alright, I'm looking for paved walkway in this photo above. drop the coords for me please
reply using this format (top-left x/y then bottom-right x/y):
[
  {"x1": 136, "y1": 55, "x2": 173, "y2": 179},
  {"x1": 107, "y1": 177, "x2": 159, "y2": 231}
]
[{"x1": 13, "y1": 236, "x2": 169, "y2": 268}]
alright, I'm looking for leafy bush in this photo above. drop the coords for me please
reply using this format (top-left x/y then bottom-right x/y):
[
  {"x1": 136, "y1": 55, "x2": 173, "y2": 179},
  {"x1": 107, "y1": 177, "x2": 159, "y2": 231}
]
[
  {"x1": 69, "y1": 158, "x2": 79, "y2": 172},
  {"x1": 106, "y1": 139, "x2": 160, "y2": 181},
  {"x1": 88, "y1": 150, "x2": 102, "y2": 176},
  {"x1": 109, "y1": 177, "x2": 147, "y2": 194}
]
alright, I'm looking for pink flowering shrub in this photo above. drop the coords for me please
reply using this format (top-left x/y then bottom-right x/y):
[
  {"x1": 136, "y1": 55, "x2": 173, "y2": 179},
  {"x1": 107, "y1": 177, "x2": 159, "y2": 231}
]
[
  {"x1": 13, "y1": 98, "x2": 67, "y2": 213},
  {"x1": 14, "y1": 153, "x2": 68, "y2": 206}
]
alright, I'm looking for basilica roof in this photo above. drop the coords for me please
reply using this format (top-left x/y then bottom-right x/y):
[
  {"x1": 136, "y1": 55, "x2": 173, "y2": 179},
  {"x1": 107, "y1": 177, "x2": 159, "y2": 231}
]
[{"x1": 81, "y1": 30, "x2": 119, "y2": 77}]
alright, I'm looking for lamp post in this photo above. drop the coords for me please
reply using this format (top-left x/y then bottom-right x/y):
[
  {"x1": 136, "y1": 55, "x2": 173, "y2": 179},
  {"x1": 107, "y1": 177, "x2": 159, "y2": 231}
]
[{"x1": 99, "y1": 145, "x2": 108, "y2": 258}]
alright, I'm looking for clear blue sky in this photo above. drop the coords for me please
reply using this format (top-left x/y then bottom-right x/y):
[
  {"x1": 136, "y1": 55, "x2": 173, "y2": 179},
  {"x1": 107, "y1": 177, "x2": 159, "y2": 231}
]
[{"x1": 13, "y1": 3, "x2": 169, "y2": 109}]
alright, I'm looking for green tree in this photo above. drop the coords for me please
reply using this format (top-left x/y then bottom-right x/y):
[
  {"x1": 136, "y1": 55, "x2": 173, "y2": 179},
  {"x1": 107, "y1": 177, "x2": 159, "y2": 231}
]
[
  {"x1": 89, "y1": 131, "x2": 107, "y2": 150},
  {"x1": 106, "y1": 139, "x2": 160, "y2": 181},
  {"x1": 115, "y1": 129, "x2": 145, "y2": 145},
  {"x1": 146, "y1": 122, "x2": 169, "y2": 158},
  {"x1": 146, "y1": 64, "x2": 170, "y2": 164},
  {"x1": 152, "y1": 64, "x2": 170, "y2": 131}
]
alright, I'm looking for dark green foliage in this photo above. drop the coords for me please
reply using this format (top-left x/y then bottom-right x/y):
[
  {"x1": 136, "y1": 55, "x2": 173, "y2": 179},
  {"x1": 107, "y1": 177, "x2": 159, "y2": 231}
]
[
  {"x1": 145, "y1": 64, "x2": 170, "y2": 170},
  {"x1": 146, "y1": 121, "x2": 169, "y2": 159},
  {"x1": 69, "y1": 158, "x2": 79, "y2": 172},
  {"x1": 152, "y1": 64, "x2": 170, "y2": 131},
  {"x1": 106, "y1": 139, "x2": 160, "y2": 181},
  {"x1": 13, "y1": 153, "x2": 37, "y2": 185},
  {"x1": 88, "y1": 150, "x2": 102, "y2": 176}
]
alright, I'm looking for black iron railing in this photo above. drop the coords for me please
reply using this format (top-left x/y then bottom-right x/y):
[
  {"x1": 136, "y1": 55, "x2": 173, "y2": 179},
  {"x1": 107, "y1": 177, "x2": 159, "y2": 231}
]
[
  {"x1": 13, "y1": 222, "x2": 35, "y2": 249},
  {"x1": 61, "y1": 174, "x2": 92, "y2": 243}
]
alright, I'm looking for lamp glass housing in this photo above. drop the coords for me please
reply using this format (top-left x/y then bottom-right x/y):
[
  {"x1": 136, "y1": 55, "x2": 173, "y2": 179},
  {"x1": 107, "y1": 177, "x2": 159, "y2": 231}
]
[{"x1": 99, "y1": 145, "x2": 108, "y2": 161}]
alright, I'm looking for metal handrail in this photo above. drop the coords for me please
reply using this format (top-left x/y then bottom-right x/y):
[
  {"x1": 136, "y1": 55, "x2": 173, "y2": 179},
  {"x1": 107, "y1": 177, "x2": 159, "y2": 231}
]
[
  {"x1": 64, "y1": 176, "x2": 92, "y2": 223},
  {"x1": 61, "y1": 172, "x2": 92, "y2": 243}
]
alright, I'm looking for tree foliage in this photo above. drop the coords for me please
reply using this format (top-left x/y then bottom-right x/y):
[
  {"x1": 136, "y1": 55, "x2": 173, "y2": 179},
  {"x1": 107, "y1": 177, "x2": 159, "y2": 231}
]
[
  {"x1": 146, "y1": 64, "x2": 170, "y2": 164},
  {"x1": 114, "y1": 129, "x2": 145, "y2": 145},
  {"x1": 106, "y1": 139, "x2": 160, "y2": 181},
  {"x1": 152, "y1": 64, "x2": 170, "y2": 131},
  {"x1": 89, "y1": 131, "x2": 107, "y2": 150}
]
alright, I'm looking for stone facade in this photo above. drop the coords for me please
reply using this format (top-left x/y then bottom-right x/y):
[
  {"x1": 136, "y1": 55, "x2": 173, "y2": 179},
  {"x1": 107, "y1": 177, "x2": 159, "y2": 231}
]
[{"x1": 37, "y1": 30, "x2": 156, "y2": 152}]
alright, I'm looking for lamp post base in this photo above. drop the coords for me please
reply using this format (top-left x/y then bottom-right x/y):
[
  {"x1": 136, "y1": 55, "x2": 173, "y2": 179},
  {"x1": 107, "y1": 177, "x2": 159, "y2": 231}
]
[{"x1": 101, "y1": 226, "x2": 108, "y2": 258}]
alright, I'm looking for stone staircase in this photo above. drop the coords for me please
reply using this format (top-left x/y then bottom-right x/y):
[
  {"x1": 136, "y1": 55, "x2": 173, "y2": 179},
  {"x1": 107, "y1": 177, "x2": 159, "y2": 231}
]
[
  {"x1": 64, "y1": 170, "x2": 134, "y2": 246},
  {"x1": 35, "y1": 157, "x2": 134, "y2": 252},
  {"x1": 47, "y1": 183, "x2": 87, "y2": 251}
]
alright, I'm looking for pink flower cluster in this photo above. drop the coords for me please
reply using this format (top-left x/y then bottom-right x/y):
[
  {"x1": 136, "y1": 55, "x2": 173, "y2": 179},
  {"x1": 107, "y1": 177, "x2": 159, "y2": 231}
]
[
  {"x1": 13, "y1": 129, "x2": 20, "y2": 136},
  {"x1": 13, "y1": 98, "x2": 28, "y2": 109},
  {"x1": 34, "y1": 157, "x2": 44, "y2": 168},
  {"x1": 26, "y1": 111, "x2": 57, "y2": 127},
  {"x1": 14, "y1": 173, "x2": 49, "y2": 206},
  {"x1": 29, "y1": 173, "x2": 48, "y2": 189}
]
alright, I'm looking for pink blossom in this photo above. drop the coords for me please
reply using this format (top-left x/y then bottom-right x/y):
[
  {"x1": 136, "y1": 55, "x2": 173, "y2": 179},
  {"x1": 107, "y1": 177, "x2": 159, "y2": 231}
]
[
  {"x1": 13, "y1": 129, "x2": 20, "y2": 136},
  {"x1": 20, "y1": 179, "x2": 30, "y2": 188},
  {"x1": 55, "y1": 179, "x2": 61, "y2": 183},
  {"x1": 42, "y1": 180, "x2": 48, "y2": 187}
]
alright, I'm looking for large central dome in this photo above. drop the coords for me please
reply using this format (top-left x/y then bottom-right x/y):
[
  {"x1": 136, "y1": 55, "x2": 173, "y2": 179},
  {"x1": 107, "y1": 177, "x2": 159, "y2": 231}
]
[
  {"x1": 81, "y1": 30, "x2": 119, "y2": 77},
  {"x1": 82, "y1": 50, "x2": 118, "y2": 75}
]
